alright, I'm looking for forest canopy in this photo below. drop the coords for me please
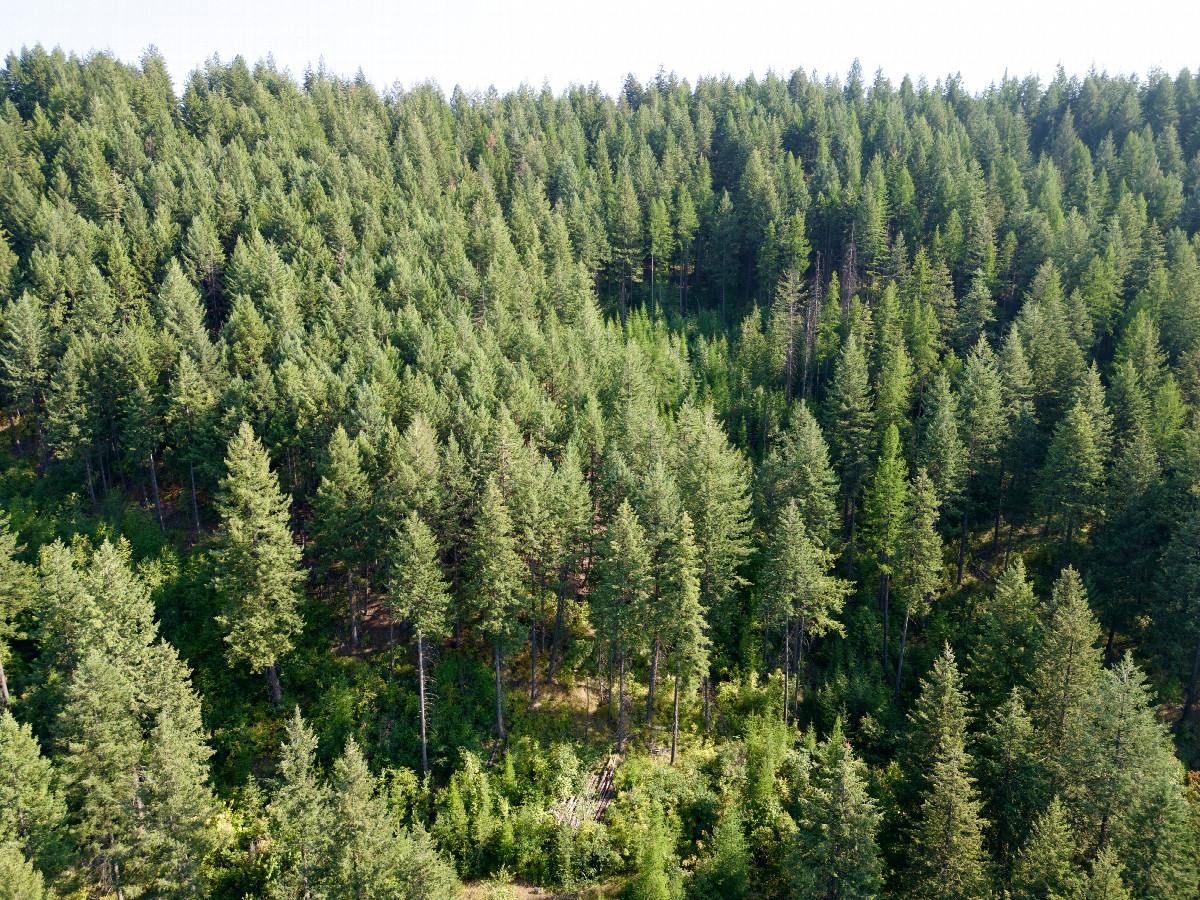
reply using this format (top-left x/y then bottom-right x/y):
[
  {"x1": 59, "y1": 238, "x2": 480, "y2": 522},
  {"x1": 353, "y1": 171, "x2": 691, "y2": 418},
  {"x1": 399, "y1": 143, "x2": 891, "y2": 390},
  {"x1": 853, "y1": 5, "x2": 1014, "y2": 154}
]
[{"x1": 2, "y1": 45, "x2": 1200, "y2": 899}]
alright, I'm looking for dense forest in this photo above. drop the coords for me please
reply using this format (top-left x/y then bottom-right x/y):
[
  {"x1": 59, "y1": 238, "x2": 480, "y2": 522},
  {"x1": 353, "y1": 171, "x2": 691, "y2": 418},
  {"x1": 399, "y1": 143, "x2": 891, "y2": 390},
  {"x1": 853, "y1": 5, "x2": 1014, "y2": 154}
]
[{"x1": 2, "y1": 44, "x2": 1200, "y2": 899}]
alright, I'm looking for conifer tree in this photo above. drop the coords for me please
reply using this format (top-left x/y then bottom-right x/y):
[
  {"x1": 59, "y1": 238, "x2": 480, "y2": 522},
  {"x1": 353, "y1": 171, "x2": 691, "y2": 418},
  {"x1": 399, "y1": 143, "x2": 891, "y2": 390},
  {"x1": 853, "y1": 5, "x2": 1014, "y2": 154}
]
[
  {"x1": 270, "y1": 709, "x2": 333, "y2": 900},
  {"x1": 976, "y1": 690, "x2": 1044, "y2": 872},
  {"x1": 0, "y1": 710, "x2": 64, "y2": 872},
  {"x1": 469, "y1": 475, "x2": 526, "y2": 741},
  {"x1": 763, "y1": 499, "x2": 849, "y2": 721},
  {"x1": 791, "y1": 722, "x2": 882, "y2": 900},
  {"x1": 862, "y1": 424, "x2": 908, "y2": 672},
  {"x1": 690, "y1": 799, "x2": 749, "y2": 900},
  {"x1": 594, "y1": 499, "x2": 651, "y2": 753},
  {"x1": 956, "y1": 337, "x2": 1004, "y2": 582},
  {"x1": 826, "y1": 333, "x2": 874, "y2": 557},
  {"x1": 314, "y1": 425, "x2": 371, "y2": 649},
  {"x1": 1029, "y1": 567, "x2": 1102, "y2": 756},
  {"x1": 0, "y1": 514, "x2": 34, "y2": 708},
  {"x1": 969, "y1": 558, "x2": 1041, "y2": 707},
  {"x1": 756, "y1": 402, "x2": 840, "y2": 547},
  {"x1": 0, "y1": 845, "x2": 45, "y2": 900},
  {"x1": 212, "y1": 421, "x2": 305, "y2": 704},
  {"x1": 389, "y1": 512, "x2": 451, "y2": 773},
  {"x1": 907, "y1": 653, "x2": 990, "y2": 900},
  {"x1": 918, "y1": 370, "x2": 965, "y2": 515},
  {"x1": 1010, "y1": 797, "x2": 1083, "y2": 900},
  {"x1": 0, "y1": 292, "x2": 48, "y2": 455},
  {"x1": 894, "y1": 468, "x2": 942, "y2": 698},
  {"x1": 664, "y1": 511, "x2": 705, "y2": 765}
]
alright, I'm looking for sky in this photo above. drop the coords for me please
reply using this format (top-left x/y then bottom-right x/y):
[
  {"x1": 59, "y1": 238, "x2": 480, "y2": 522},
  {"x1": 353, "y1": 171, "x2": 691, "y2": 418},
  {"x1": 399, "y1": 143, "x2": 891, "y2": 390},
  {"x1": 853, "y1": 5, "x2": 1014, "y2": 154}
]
[{"x1": 4, "y1": 0, "x2": 1199, "y2": 97}]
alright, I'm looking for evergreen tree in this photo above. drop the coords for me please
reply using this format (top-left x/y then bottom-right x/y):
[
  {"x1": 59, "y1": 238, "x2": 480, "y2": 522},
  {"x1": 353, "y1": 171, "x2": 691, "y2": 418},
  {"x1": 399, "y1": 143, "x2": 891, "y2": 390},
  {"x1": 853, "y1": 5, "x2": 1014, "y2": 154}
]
[
  {"x1": 0, "y1": 292, "x2": 48, "y2": 455},
  {"x1": 0, "y1": 710, "x2": 64, "y2": 872},
  {"x1": 690, "y1": 799, "x2": 749, "y2": 900},
  {"x1": 1010, "y1": 797, "x2": 1083, "y2": 900},
  {"x1": 894, "y1": 468, "x2": 942, "y2": 698},
  {"x1": 469, "y1": 475, "x2": 526, "y2": 741},
  {"x1": 791, "y1": 722, "x2": 883, "y2": 900},
  {"x1": 1029, "y1": 567, "x2": 1102, "y2": 756},
  {"x1": 314, "y1": 425, "x2": 371, "y2": 649},
  {"x1": 969, "y1": 558, "x2": 1041, "y2": 707},
  {"x1": 389, "y1": 512, "x2": 451, "y2": 773},
  {"x1": 826, "y1": 333, "x2": 874, "y2": 553},
  {"x1": 0, "y1": 514, "x2": 34, "y2": 708},
  {"x1": 269, "y1": 709, "x2": 333, "y2": 900},
  {"x1": 212, "y1": 422, "x2": 305, "y2": 704},
  {"x1": 976, "y1": 690, "x2": 1044, "y2": 873},
  {"x1": 862, "y1": 424, "x2": 908, "y2": 673},
  {"x1": 0, "y1": 845, "x2": 46, "y2": 900}
]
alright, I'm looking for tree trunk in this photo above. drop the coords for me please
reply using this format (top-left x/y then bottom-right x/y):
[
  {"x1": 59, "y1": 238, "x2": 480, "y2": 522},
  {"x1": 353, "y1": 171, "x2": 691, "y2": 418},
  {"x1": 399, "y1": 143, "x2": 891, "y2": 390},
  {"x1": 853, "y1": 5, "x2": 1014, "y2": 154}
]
[
  {"x1": 1183, "y1": 631, "x2": 1200, "y2": 723},
  {"x1": 267, "y1": 663, "x2": 282, "y2": 705},
  {"x1": 85, "y1": 453, "x2": 98, "y2": 512},
  {"x1": 607, "y1": 645, "x2": 615, "y2": 728},
  {"x1": 783, "y1": 616, "x2": 790, "y2": 723},
  {"x1": 793, "y1": 617, "x2": 805, "y2": 720},
  {"x1": 894, "y1": 606, "x2": 911, "y2": 700},
  {"x1": 846, "y1": 502, "x2": 857, "y2": 577},
  {"x1": 671, "y1": 655, "x2": 681, "y2": 765},
  {"x1": 347, "y1": 569, "x2": 359, "y2": 649},
  {"x1": 0, "y1": 647, "x2": 9, "y2": 707},
  {"x1": 957, "y1": 473, "x2": 972, "y2": 584},
  {"x1": 530, "y1": 590, "x2": 538, "y2": 703},
  {"x1": 389, "y1": 612, "x2": 395, "y2": 677},
  {"x1": 418, "y1": 634, "x2": 430, "y2": 774},
  {"x1": 149, "y1": 452, "x2": 164, "y2": 530},
  {"x1": 993, "y1": 461, "x2": 1006, "y2": 550},
  {"x1": 617, "y1": 647, "x2": 626, "y2": 754},
  {"x1": 494, "y1": 643, "x2": 506, "y2": 741},
  {"x1": 881, "y1": 572, "x2": 891, "y2": 675},
  {"x1": 189, "y1": 460, "x2": 201, "y2": 534},
  {"x1": 646, "y1": 634, "x2": 660, "y2": 729},
  {"x1": 547, "y1": 567, "x2": 567, "y2": 684}
]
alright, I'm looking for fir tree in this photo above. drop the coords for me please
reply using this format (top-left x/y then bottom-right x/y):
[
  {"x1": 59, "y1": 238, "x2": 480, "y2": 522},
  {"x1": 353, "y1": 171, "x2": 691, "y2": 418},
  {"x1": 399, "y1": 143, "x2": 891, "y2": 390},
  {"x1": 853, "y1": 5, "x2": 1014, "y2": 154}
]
[
  {"x1": 389, "y1": 512, "x2": 451, "y2": 773},
  {"x1": 792, "y1": 722, "x2": 883, "y2": 900},
  {"x1": 894, "y1": 468, "x2": 942, "y2": 699},
  {"x1": 212, "y1": 422, "x2": 305, "y2": 704},
  {"x1": 0, "y1": 710, "x2": 64, "y2": 872},
  {"x1": 1010, "y1": 797, "x2": 1083, "y2": 900},
  {"x1": 269, "y1": 709, "x2": 333, "y2": 900},
  {"x1": 862, "y1": 424, "x2": 908, "y2": 674}
]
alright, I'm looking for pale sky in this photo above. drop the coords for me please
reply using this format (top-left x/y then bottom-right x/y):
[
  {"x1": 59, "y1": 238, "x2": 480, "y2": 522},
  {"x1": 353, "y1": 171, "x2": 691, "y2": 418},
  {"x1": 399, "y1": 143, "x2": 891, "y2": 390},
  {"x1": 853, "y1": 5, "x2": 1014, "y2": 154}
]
[{"x1": 4, "y1": 0, "x2": 1199, "y2": 97}]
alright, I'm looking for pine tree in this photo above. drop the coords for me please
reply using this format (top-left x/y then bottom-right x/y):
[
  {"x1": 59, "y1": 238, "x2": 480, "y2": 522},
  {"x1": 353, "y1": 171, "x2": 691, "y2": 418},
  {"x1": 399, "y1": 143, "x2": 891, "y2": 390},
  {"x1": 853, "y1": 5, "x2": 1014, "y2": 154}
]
[
  {"x1": 956, "y1": 337, "x2": 1004, "y2": 582},
  {"x1": 212, "y1": 421, "x2": 305, "y2": 704},
  {"x1": 389, "y1": 512, "x2": 451, "y2": 773},
  {"x1": 0, "y1": 514, "x2": 34, "y2": 708},
  {"x1": 626, "y1": 800, "x2": 682, "y2": 900},
  {"x1": 894, "y1": 468, "x2": 942, "y2": 699},
  {"x1": 791, "y1": 722, "x2": 883, "y2": 900},
  {"x1": 1084, "y1": 846, "x2": 1132, "y2": 900},
  {"x1": 139, "y1": 703, "x2": 218, "y2": 896},
  {"x1": 610, "y1": 166, "x2": 643, "y2": 322},
  {"x1": 664, "y1": 511, "x2": 705, "y2": 765},
  {"x1": 918, "y1": 371, "x2": 965, "y2": 515},
  {"x1": 690, "y1": 799, "x2": 749, "y2": 900},
  {"x1": 270, "y1": 709, "x2": 333, "y2": 900},
  {"x1": 905, "y1": 645, "x2": 971, "y2": 795},
  {"x1": 469, "y1": 475, "x2": 526, "y2": 741},
  {"x1": 862, "y1": 424, "x2": 908, "y2": 673},
  {"x1": 756, "y1": 402, "x2": 840, "y2": 548}
]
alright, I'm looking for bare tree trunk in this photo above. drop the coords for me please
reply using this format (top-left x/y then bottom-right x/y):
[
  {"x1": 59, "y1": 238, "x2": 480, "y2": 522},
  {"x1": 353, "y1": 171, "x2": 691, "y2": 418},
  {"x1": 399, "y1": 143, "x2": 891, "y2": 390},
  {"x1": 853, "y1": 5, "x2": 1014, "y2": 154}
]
[
  {"x1": 547, "y1": 567, "x2": 567, "y2": 684},
  {"x1": 783, "y1": 616, "x2": 790, "y2": 723},
  {"x1": 793, "y1": 617, "x2": 805, "y2": 720},
  {"x1": 347, "y1": 569, "x2": 359, "y2": 649},
  {"x1": 530, "y1": 589, "x2": 538, "y2": 703},
  {"x1": 494, "y1": 643, "x2": 506, "y2": 741},
  {"x1": 880, "y1": 572, "x2": 891, "y2": 675},
  {"x1": 703, "y1": 675, "x2": 711, "y2": 737},
  {"x1": 617, "y1": 647, "x2": 626, "y2": 754},
  {"x1": 389, "y1": 612, "x2": 395, "y2": 677},
  {"x1": 267, "y1": 664, "x2": 282, "y2": 705},
  {"x1": 894, "y1": 606, "x2": 911, "y2": 700},
  {"x1": 957, "y1": 473, "x2": 972, "y2": 584},
  {"x1": 149, "y1": 452, "x2": 164, "y2": 530},
  {"x1": 1183, "y1": 631, "x2": 1200, "y2": 723},
  {"x1": 646, "y1": 635, "x2": 659, "y2": 728},
  {"x1": 671, "y1": 655, "x2": 681, "y2": 765},
  {"x1": 85, "y1": 454, "x2": 98, "y2": 512},
  {"x1": 0, "y1": 648, "x2": 9, "y2": 707},
  {"x1": 189, "y1": 461, "x2": 201, "y2": 534},
  {"x1": 418, "y1": 634, "x2": 430, "y2": 774}
]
